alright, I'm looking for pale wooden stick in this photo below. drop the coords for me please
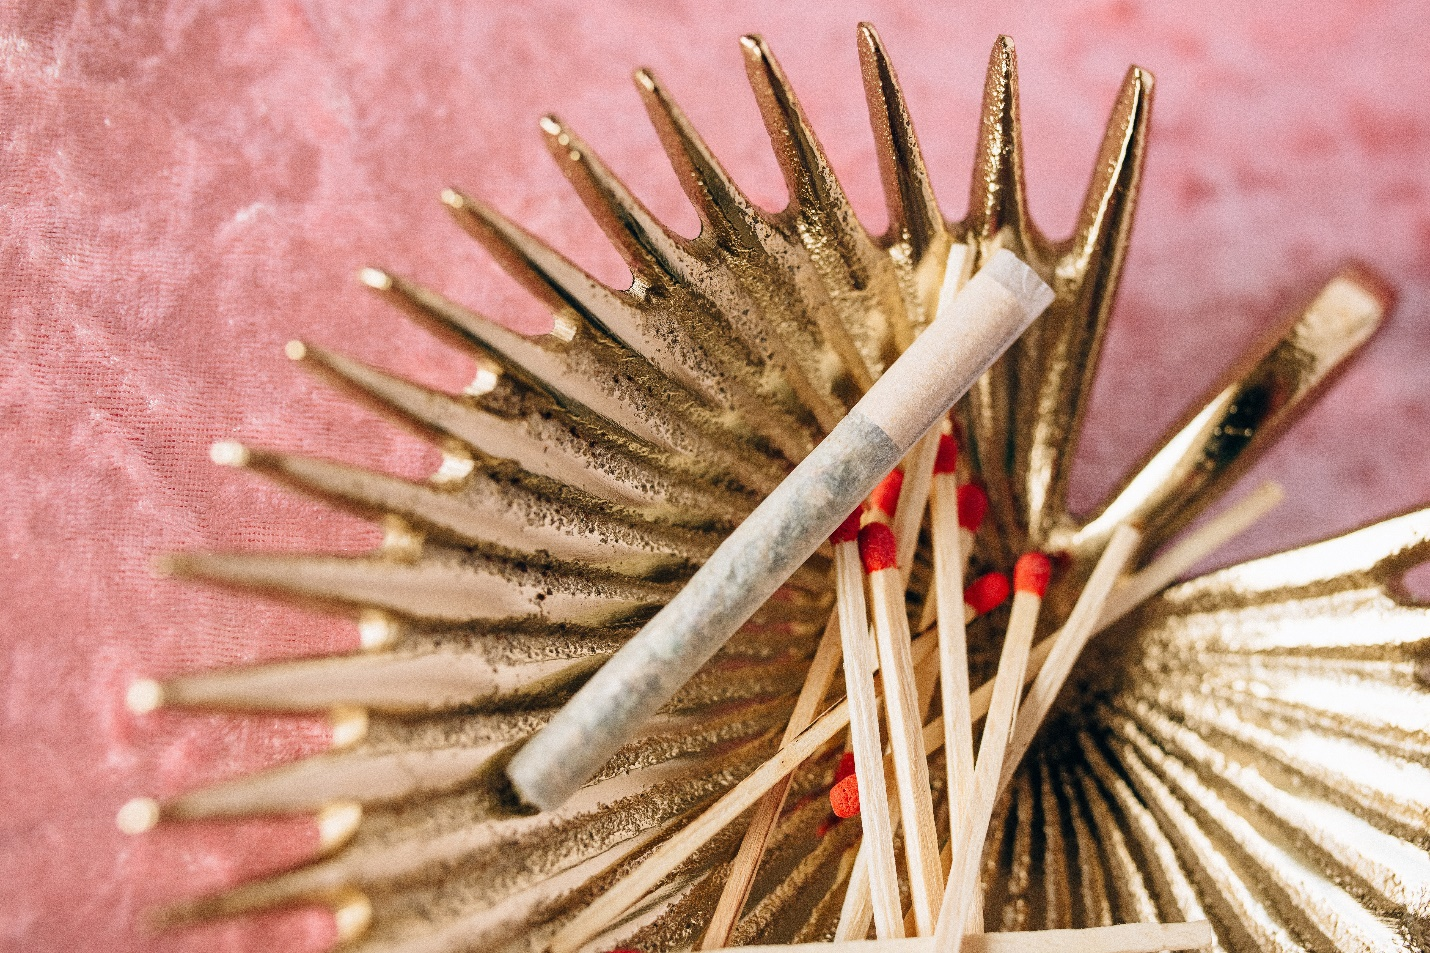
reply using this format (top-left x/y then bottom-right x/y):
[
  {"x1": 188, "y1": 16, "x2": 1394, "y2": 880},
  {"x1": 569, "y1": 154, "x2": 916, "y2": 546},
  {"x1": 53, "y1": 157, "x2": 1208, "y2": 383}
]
[
  {"x1": 936, "y1": 551, "x2": 1052, "y2": 947},
  {"x1": 862, "y1": 523, "x2": 944, "y2": 934},
  {"x1": 928, "y1": 435, "x2": 973, "y2": 856},
  {"x1": 831, "y1": 515, "x2": 904, "y2": 940},
  {"x1": 550, "y1": 634, "x2": 938, "y2": 953},
  {"x1": 927, "y1": 433, "x2": 985, "y2": 936},
  {"x1": 700, "y1": 603, "x2": 846, "y2": 949},
  {"x1": 1098, "y1": 480, "x2": 1283, "y2": 625},
  {"x1": 890, "y1": 243, "x2": 970, "y2": 576},
  {"x1": 834, "y1": 580, "x2": 1006, "y2": 943},
  {"x1": 919, "y1": 482, "x2": 987, "y2": 632},
  {"x1": 998, "y1": 524, "x2": 1141, "y2": 797},
  {"x1": 823, "y1": 486, "x2": 1278, "y2": 944},
  {"x1": 892, "y1": 427, "x2": 941, "y2": 576},
  {"x1": 714, "y1": 919, "x2": 1215, "y2": 953}
]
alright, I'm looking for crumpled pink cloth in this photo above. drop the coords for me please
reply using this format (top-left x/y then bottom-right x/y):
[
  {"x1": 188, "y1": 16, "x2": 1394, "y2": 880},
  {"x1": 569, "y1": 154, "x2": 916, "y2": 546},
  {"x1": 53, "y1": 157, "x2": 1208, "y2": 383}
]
[{"x1": 1, "y1": 1, "x2": 1427, "y2": 950}]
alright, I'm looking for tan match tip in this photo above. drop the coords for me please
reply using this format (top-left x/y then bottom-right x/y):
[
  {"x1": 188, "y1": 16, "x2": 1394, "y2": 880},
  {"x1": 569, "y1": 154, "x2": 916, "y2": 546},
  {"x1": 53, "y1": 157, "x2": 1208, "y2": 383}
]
[
  {"x1": 538, "y1": 115, "x2": 562, "y2": 136},
  {"x1": 440, "y1": 188, "x2": 464, "y2": 209},
  {"x1": 330, "y1": 706, "x2": 369, "y2": 749},
  {"x1": 356, "y1": 609, "x2": 397, "y2": 651},
  {"x1": 126, "y1": 678, "x2": 164, "y2": 714},
  {"x1": 317, "y1": 801, "x2": 363, "y2": 852},
  {"x1": 358, "y1": 267, "x2": 392, "y2": 291},
  {"x1": 284, "y1": 340, "x2": 307, "y2": 361},
  {"x1": 633, "y1": 67, "x2": 657, "y2": 92},
  {"x1": 332, "y1": 891, "x2": 373, "y2": 943},
  {"x1": 208, "y1": 440, "x2": 249, "y2": 468},
  {"x1": 116, "y1": 797, "x2": 160, "y2": 835}
]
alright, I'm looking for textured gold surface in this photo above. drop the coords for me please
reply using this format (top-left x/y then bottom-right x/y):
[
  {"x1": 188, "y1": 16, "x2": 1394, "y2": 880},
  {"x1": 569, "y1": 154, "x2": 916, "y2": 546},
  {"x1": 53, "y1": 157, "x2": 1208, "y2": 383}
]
[{"x1": 128, "y1": 23, "x2": 1426, "y2": 953}]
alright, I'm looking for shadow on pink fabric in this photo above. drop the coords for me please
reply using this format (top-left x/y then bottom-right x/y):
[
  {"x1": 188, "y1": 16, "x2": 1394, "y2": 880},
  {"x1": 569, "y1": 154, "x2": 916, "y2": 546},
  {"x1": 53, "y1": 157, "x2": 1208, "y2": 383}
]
[{"x1": 1, "y1": 1, "x2": 1427, "y2": 949}]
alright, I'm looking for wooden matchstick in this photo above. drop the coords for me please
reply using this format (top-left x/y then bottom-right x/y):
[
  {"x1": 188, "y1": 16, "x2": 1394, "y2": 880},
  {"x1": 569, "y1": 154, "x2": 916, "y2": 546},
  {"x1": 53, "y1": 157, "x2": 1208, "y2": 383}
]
[
  {"x1": 699, "y1": 600, "x2": 847, "y2": 951},
  {"x1": 711, "y1": 919, "x2": 1215, "y2": 953},
  {"x1": 891, "y1": 428, "x2": 940, "y2": 575},
  {"x1": 547, "y1": 632, "x2": 941, "y2": 953},
  {"x1": 831, "y1": 512, "x2": 906, "y2": 939},
  {"x1": 508, "y1": 250, "x2": 1053, "y2": 812},
  {"x1": 568, "y1": 485, "x2": 1277, "y2": 951},
  {"x1": 998, "y1": 524, "x2": 1141, "y2": 797},
  {"x1": 833, "y1": 570, "x2": 1007, "y2": 942},
  {"x1": 702, "y1": 510, "x2": 901, "y2": 948},
  {"x1": 861, "y1": 522, "x2": 944, "y2": 935},
  {"x1": 919, "y1": 480, "x2": 988, "y2": 632},
  {"x1": 866, "y1": 468, "x2": 904, "y2": 527},
  {"x1": 936, "y1": 550, "x2": 1051, "y2": 947},
  {"x1": 891, "y1": 242, "x2": 973, "y2": 576},
  {"x1": 926, "y1": 432, "x2": 976, "y2": 933}
]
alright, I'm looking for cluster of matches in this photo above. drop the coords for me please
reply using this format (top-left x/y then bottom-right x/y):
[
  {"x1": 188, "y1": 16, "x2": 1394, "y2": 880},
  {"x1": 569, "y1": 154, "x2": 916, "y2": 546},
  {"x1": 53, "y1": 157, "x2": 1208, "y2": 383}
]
[
  {"x1": 539, "y1": 406, "x2": 1274, "y2": 953},
  {"x1": 529, "y1": 413, "x2": 1296, "y2": 953}
]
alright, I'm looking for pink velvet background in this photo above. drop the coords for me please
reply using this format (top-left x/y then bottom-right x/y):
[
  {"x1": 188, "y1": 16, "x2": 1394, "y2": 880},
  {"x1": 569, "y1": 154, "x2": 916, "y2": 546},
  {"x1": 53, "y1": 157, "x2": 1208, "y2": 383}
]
[{"x1": 1, "y1": 1, "x2": 1427, "y2": 950}]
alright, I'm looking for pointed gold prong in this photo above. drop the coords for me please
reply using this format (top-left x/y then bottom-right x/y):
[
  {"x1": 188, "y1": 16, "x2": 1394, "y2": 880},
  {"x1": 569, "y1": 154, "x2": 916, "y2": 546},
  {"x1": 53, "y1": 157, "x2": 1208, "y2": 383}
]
[
  {"x1": 1063, "y1": 65, "x2": 1154, "y2": 281},
  {"x1": 966, "y1": 35, "x2": 1034, "y2": 249},
  {"x1": 635, "y1": 68, "x2": 857, "y2": 433},
  {"x1": 362, "y1": 262, "x2": 786, "y2": 497},
  {"x1": 739, "y1": 33, "x2": 891, "y2": 380},
  {"x1": 150, "y1": 645, "x2": 613, "y2": 715},
  {"x1": 633, "y1": 66, "x2": 765, "y2": 244},
  {"x1": 287, "y1": 339, "x2": 748, "y2": 522},
  {"x1": 216, "y1": 440, "x2": 710, "y2": 576},
  {"x1": 857, "y1": 23, "x2": 945, "y2": 260},
  {"x1": 442, "y1": 187, "x2": 657, "y2": 365},
  {"x1": 538, "y1": 113, "x2": 694, "y2": 284},
  {"x1": 535, "y1": 115, "x2": 819, "y2": 463},
  {"x1": 1070, "y1": 268, "x2": 1389, "y2": 559},
  {"x1": 161, "y1": 550, "x2": 669, "y2": 627},
  {"x1": 1020, "y1": 65, "x2": 1155, "y2": 545}
]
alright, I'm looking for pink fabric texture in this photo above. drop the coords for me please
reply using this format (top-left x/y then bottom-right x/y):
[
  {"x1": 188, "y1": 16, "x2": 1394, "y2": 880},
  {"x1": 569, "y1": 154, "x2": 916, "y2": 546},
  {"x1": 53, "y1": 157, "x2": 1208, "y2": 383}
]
[{"x1": 2, "y1": 1, "x2": 1427, "y2": 949}]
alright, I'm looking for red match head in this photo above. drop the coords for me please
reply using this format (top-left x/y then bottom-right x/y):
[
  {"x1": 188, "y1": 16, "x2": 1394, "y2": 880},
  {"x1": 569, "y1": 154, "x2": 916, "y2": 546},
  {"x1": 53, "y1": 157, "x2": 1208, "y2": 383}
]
[
  {"x1": 957, "y1": 484, "x2": 988, "y2": 532},
  {"x1": 867, "y1": 468, "x2": 904, "y2": 520},
  {"x1": 830, "y1": 773, "x2": 861, "y2": 818},
  {"x1": 858, "y1": 523, "x2": 898, "y2": 574},
  {"x1": 964, "y1": 572, "x2": 1011, "y2": 615},
  {"x1": 830, "y1": 507, "x2": 863, "y2": 545},
  {"x1": 833, "y1": 751, "x2": 857, "y2": 785},
  {"x1": 933, "y1": 433, "x2": 959, "y2": 475},
  {"x1": 1014, "y1": 552, "x2": 1053, "y2": 597}
]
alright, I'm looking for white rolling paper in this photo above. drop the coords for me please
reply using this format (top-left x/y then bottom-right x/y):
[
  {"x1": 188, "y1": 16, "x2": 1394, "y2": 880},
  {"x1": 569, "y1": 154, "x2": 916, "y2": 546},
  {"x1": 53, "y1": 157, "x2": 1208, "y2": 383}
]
[{"x1": 506, "y1": 249, "x2": 1054, "y2": 812}]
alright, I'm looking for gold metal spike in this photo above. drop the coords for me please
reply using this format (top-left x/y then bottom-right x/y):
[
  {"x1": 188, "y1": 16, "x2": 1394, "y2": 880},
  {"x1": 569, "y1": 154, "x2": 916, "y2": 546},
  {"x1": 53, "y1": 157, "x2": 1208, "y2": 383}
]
[
  {"x1": 442, "y1": 189, "x2": 789, "y2": 492},
  {"x1": 536, "y1": 115, "x2": 820, "y2": 465},
  {"x1": 1023, "y1": 66, "x2": 1153, "y2": 546},
  {"x1": 125, "y1": 25, "x2": 1430, "y2": 953},
  {"x1": 742, "y1": 33, "x2": 911, "y2": 371},
  {"x1": 214, "y1": 440, "x2": 713, "y2": 576},
  {"x1": 856, "y1": 23, "x2": 952, "y2": 328},
  {"x1": 289, "y1": 338, "x2": 755, "y2": 525},
  {"x1": 159, "y1": 548, "x2": 673, "y2": 626},
  {"x1": 633, "y1": 66, "x2": 855, "y2": 431},
  {"x1": 1067, "y1": 268, "x2": 1390, "y2": 561}
]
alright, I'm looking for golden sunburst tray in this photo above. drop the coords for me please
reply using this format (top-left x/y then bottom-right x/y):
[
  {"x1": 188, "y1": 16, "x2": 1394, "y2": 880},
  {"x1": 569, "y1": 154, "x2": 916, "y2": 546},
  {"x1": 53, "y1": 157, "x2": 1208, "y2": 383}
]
[{"x1": 120, "y1": 23, "x2": 1430, "y2": 953}]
